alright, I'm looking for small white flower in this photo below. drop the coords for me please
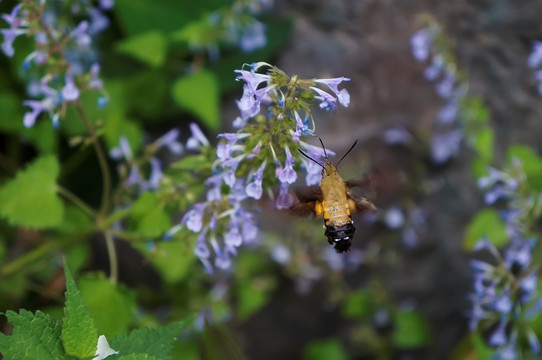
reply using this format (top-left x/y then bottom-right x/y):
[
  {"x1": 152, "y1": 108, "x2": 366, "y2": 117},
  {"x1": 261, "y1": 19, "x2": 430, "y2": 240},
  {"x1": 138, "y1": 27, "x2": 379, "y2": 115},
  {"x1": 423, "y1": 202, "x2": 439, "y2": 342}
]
[{"x1": 94, "y1": 335, "x2": 119, "y2": 360}]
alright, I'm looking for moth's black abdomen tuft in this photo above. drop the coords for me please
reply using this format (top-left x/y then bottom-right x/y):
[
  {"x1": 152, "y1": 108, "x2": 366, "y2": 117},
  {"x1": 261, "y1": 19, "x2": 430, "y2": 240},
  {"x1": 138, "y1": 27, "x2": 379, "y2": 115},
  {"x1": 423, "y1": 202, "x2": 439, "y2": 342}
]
[
  {"x1": 332, "y1": 238, "x2": 352, "y2": 253},
  {"x1": 325, "y1": 222, "x2": 355, "y2": 253}
]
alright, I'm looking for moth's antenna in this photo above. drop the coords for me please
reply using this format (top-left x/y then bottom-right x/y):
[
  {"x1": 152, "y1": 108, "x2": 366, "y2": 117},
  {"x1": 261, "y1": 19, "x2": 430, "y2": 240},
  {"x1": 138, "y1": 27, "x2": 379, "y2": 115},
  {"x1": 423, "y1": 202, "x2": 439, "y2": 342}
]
[
  {"x1": 318, "y1": 137, "x2": 328, "y2": 160},
  {"x1": 336, "y1": 140, "x2": 358, "y2": 168},
  {"x1": 298, "y1": 149, "x2": 325, "y2": 169}
]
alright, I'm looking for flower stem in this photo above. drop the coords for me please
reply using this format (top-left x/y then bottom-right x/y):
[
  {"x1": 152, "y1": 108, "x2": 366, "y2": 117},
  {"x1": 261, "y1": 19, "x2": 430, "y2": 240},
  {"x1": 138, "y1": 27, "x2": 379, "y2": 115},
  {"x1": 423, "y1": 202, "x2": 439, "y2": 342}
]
[
  {"x1": 104, "y1": 232, "x2": 118, "y2": 284},
  {"x1": 57, "y1": 185, "x2": 97, "y2": 218},
  {"x1": 0, "y1": 230, "x2": 93, "y2": 277},
  {"x1": 74, "y1": 101, "x2": 111, "y2": 217}
]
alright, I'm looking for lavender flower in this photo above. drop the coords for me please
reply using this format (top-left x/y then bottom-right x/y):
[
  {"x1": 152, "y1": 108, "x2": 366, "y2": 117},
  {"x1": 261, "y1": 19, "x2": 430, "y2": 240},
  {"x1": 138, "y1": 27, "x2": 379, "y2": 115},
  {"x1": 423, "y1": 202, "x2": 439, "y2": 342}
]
[
  {"x1": 109, "y1": 136, "x2": 133, "y2": 160},
  {"x1": 382, "y1": 126, "x2": 412, "y2": 145},
  {"x1": 0, "y1": 4, "x2": 27, "y2": 57},
  {"x1": 182, "y1": 203, "x2": 205, "y2": 233},
  {"x1": 430, "y1": 130, "x2": 462, "y2": 164},
  {"x1": 410, "y1": 29, "x2": 433, "y2": 61},
  {"x1": 239, "y1": 20, "x2": 266, "y2": 52},
  {"x1": 276, "y1": 182, "x2": 294, "y2": 209},
  {"x1": 155, "y1": 128, "x2": 183, "y2": 154},
  {"x1": 435, "y1": 72, "x2": 455, "y2": 98},
  {"x1": 423, "y1": 55, "x2": 444, "y2": 80},
  {"x1": 314, "y1": 77, "x2": 351, "y2": 107},
  {"x1": 277, "y1": 145, "x2": 297, "y2": 184},
  {"x1": 245, "y1": 161, "x2": 266, "y2": 199},
  {"x1": 186, "y1": 122, "x2": 210, "y2": 150},
  {"x1": 528, "y1": 41, "x2": 542, "y2": 69},
  {"x1": 61, "y1": 72, "x2": 80, "y2": 101},
  {"x1": 437, "y1": 100, "x2": 458, "y2": 123},
  {"x1": 310, "y1": 86, "x2": 339, "y2": 111}
]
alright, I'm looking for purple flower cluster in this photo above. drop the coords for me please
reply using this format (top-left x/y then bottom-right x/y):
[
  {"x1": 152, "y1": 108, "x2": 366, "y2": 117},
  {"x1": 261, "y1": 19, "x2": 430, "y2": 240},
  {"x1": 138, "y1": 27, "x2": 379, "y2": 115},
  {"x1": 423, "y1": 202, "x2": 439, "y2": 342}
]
[
  {"x1": 471, "y1": 157, "x2": 542, "y2": 357},
  {"x1": 470, "y1": 237, "x2": 541, "y2": 358},
  {"x1": 162, "y1": 124, "x2": 260, "y2": 274},
  {"x1": 169, "y1": 63, "x2": 352, "y2": 273},
  {"x1": 528, "y1": 41, "x2": 542, "y2": 95},
  {"x1": 233, "y1": 63, "x2": 351, "y2": 128},
  {"x1": 186, "y1": 0, "x2": 271, "y2": 58},
  {"x1": 1, "y1": 1, "x2": 112, "y2": 128},
  {"x1": 110, "y1": 128, "x2": 183, "y2": 191},
  {"x1": 366, "y1": 204, "x2": 426, "y2": 249},
  {"x1": 410, "y1": 25, "x2": 466, "y2": 164}
]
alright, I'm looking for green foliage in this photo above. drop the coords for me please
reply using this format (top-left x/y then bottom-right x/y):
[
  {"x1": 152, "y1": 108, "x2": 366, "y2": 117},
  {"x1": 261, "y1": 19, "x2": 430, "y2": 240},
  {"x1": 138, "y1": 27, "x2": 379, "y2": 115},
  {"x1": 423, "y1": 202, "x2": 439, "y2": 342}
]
[
  {"x1": 507, "y1": 145, "x2": 542, "y2": 191},
  {"x1": 304, "y1": 339, "x2": 349, "y2": 360},
  {"x1": 0, "y1": 260, "x2": 194, "y2": 359},
  {"x1": 114, "y1": 0, "x2": 222, "y2": 35},
  {"x1": 130, "y1": 192, "x2": 172, "y2": 238},
  {"x1": 116, "y1": 354, "x2": 160, "y2": 360},
  {"x1": 136, "y1": 237, "x2": 196, "y2": 283},
  {"x1": 62, "y1": 259, "x2": 99, "y2": 358},
  {"x1": 116, "y1": 31, "x2": 168, "y2": 68},
  {"x1": 342, "y1": 290, "x2": 373, "y2": 320},
  {"x1": 79, "y1": 274, "x2": 137, "y2": 338},
  {"x1": 171, "y1": 70, "x2": 220, "y2": 131},
  {"x1": 0, "y1": 310, "x2": 63, "y2": 359},
  {"x1": 471, "y1": 127, "x2": 494, "y2": 165},
  {"x1": 464, "y1": 209, "x2": 508, "y2": 250},
  {"x1": 234, "y1": 252, "x2": 276, "y2": 320},
  {"x1": 100, "y1": 80, "x2": 143, "y2": 150},
  {"x1": 0, "y1": 155, "x2": 64, "y2": 228},
  {"x1": 110, "y1": 318, "x2": 194, "y2": 359},
  {"x1": 392, "y1": 309, "x2": 432, "y2": 349}
]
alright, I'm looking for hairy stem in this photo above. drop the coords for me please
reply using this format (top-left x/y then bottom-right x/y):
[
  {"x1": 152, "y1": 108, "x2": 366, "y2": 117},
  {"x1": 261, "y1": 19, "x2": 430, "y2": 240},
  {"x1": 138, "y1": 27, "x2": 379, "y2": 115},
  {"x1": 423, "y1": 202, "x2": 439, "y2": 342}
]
[
  {"x1": 57, "y1": 185, "x2": 97, "y2": 218},
  {"x1": 104, "y1": 232, "x2": 118, "y2": 284}
]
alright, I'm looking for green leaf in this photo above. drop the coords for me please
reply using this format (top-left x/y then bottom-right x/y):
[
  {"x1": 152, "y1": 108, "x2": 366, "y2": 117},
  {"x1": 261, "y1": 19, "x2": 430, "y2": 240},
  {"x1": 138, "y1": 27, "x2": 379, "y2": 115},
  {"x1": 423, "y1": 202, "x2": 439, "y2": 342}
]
[
  {"x1": 236, "y1": 280, "x2": 270, "y2": 321},
  {"x1": 130, "y1": 192, "x2": 172, "y2": 238},
  {"x1": 79, "y1": 274, "x2": 137, "y2": 338},
  {"x1": 304, "y1": 339, "x2": 348, "y2": 360},
  {"x1": 56, "y1": 205, "x2": 93, "y2": 235},
  {"x1": 116, "y1": 31, "x2": 168, "y2": 68},
  {"x1": 392, "y1": 309, "x2": 431, "y2": 349},
  {"x1": 464, "y1": 209, "x2": 508, "y2": 250},
  {"x1": 117, "y1": 354, "x2": 160, "y2": 360},
  {"x1": 171, "y1": 70, "x2": 220, "y2": 131},
  {"x1": 0, "y1": 92, "x2": 25, "y2": 132},
  {"x1": 125, "y1": 70, "x2": 169, "y2": 118},
  {"x1": 62, "y1": 259, "x2": 98, "y2": 358},
  {"x1": 471, "y1": 157, "x2": 489, "y2": 180},
  {"x1": 110, "y1": 318, "x2": 193, "y2": 358},
  {"x1": 64, "y1": 242, "x2": 91, "y2": 275},
  {"x1": 0, "y1": 155, "x2": 64, "y2": 228},
  {"x1": 342, "y1": 290, "x2": 373, "y2": 320},
  {"x1": 507, "y1": 145, "x2": 542, "y2": 191},
  {"x1": 114, "y1": 0, "x2": 222, "y2": 36},
  {"x1": 461, "y1": 97, "x2": 489, "y2": 125},
  {"x1": 471, "y1": 333, "x2": 493, "y2": 360},
  {"x1": 135, "y1": 235, "x2": 196, "y2": 283},
  {"x1": 171, "y1": 339, "x2": 200, "y2": 360},
  {"x1": 0, "y1": 309, "x2": 63, "y2": 359},
  {"x1": 471, "y1": 126, "x2": 494, "y2": 163}
]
